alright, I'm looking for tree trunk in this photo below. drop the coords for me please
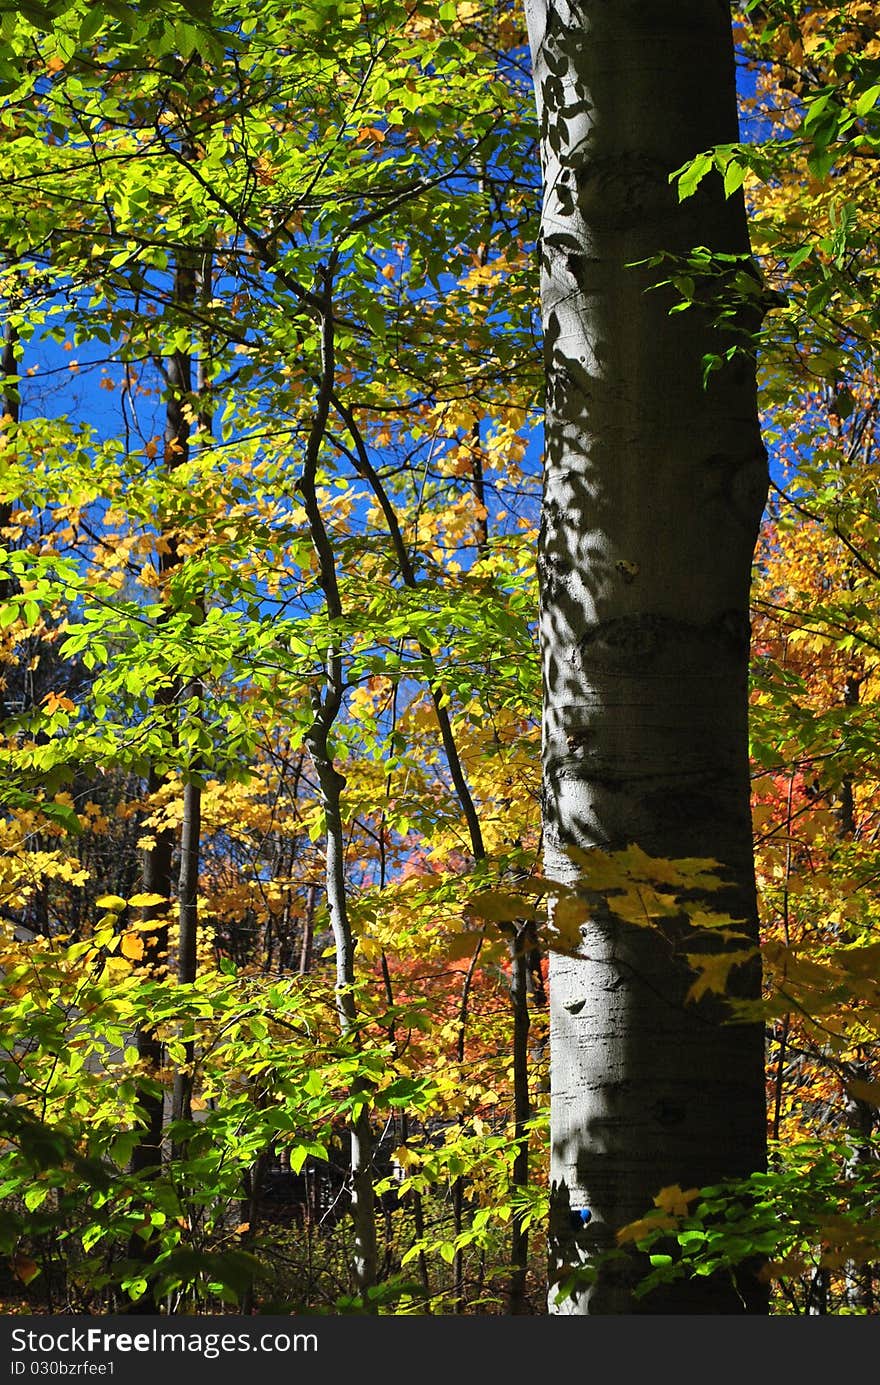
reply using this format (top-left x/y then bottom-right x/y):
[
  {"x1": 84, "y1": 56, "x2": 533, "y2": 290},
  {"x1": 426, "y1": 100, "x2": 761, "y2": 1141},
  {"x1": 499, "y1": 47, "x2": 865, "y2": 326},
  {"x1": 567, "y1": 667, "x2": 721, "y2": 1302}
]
[
  {"x1": 171, "y1": 770, "x2": 201, "y2": 1127},
  {"x1": 507, "y1": 922, "x2": 531, "y2": 1314},
  {"x1": 835, "y1": 674, "x2": 876, "y2": 1310},
  {"x1": 299, "y1": 263, "x2": 379, "y2": 1302},
  {"x1": 171, "y1": 252, "x2": 211, "y2": 1135},
  {"x1": 127, "y1": 765, "x2": 174, "y2": 1313},
  {"x1": 524, "y1": 0, "x2": 769, "y2": 1313},
  {"x1": 128, "y1": 253, "x2": 195, "y2": 1310},
  {"x1": 1, "y1": 320, "x2": 19, "y2": 590}
]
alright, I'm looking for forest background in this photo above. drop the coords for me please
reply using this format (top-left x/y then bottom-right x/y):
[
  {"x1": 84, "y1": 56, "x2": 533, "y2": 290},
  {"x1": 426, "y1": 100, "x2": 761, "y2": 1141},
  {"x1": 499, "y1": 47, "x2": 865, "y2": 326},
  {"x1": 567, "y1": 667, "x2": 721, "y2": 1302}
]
[{"x1": 0, "y1": 0, "x2": 878, "y2": 1317}]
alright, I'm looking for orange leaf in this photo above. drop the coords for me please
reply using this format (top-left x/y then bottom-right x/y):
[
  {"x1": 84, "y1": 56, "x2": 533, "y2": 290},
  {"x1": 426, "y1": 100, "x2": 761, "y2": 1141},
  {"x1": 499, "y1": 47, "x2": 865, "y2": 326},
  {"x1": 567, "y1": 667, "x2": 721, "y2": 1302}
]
[
  {"x1": 13, "y1": 1255, "x2": 39, "y2": 1284},
  {"x1": 120, "y1": 933, "x2": 144, "y2": 961},
  {"x1": 44, "y1": 691, "x2": 75, "y2": 714}
]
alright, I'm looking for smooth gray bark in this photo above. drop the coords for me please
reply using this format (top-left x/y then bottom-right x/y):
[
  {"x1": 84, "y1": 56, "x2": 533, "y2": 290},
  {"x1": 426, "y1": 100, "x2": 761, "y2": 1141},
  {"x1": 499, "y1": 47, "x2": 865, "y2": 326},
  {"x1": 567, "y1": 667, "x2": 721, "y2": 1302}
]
[{"x1": 524, "y1": 0, "x2": 769, "y2": 1312}]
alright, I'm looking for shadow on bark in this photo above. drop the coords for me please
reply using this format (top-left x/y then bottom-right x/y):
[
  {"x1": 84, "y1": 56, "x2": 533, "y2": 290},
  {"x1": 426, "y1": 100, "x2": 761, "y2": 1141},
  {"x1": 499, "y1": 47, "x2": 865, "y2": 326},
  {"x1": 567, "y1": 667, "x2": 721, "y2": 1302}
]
[{"x1": 525, "y1": 0, "x2": 770, "y2": 1314}]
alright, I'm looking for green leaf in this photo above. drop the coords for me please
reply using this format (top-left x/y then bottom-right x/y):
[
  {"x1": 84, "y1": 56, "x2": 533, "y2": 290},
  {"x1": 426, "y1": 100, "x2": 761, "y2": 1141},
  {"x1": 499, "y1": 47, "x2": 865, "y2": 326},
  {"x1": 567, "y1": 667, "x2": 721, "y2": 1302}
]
[
  {"x1": 854, "y1": 84, "x2": 880, "y2": 118},
  {"x1": 673, "y1": 151, "x2": 713, "y2": 201},
  {"x1": 78, "y1": 6, "x2": 104, "y2": 42},
  {"x1": 722, "y1": 160, "x2": 746, "y2": 198}
]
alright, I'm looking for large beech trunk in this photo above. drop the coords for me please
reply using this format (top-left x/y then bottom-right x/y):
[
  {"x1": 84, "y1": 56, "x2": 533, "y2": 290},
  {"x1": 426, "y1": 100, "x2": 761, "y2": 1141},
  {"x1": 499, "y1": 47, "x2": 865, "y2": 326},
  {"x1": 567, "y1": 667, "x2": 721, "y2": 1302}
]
[{"x1": 524, "y1": 0, "x2": 769, "y2": 1313}]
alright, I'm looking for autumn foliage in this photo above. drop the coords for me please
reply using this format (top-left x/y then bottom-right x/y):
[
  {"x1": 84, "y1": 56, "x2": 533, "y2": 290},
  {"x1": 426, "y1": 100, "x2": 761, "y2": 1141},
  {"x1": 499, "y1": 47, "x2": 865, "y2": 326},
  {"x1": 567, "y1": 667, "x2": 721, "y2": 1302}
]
[{"x1": 0, "y1": 0, "x2": 876, "y2": 1315}]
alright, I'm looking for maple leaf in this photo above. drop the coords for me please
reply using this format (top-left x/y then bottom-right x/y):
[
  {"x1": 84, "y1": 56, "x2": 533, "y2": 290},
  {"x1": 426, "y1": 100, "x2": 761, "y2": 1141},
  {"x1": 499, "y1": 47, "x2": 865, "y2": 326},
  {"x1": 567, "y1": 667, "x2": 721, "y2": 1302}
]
[
  {"x1": 685, "y1": 948, "x2": 757, "y2": 1003},
  {"x1": 653, "y1": 1184, "x2": 701, "y2": 1217},
  {"x1": 616, "y1": 1213, "x2": 677, "y2": 1244},
  {"x1": 466, "y1": 889, "x2": 540, "y2": 923},
  {"x1": 543, "y1": 894, "x2": 591, "y2": 954},
  {"x1": 444, "y1": 930, "x2": 486, "y2": 960},
  {"x1": 43, "y1": 691, "x2": 76, "y2": 714}
]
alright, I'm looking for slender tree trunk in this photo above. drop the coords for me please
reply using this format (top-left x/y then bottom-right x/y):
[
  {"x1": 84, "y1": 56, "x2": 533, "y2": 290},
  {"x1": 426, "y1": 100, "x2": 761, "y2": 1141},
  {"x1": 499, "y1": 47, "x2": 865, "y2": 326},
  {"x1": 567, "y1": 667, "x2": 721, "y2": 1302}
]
[
  {"x1": 128, "y1": 255, "x2": 196, "y2": 1310},
  {"x1": 470, "y1": 165, "x2": 490, "y2": 562},
  {"x1": 507, "y1": 922, "x2": 531, "y2": 1314},
  {"x1": 1, "y1": 320, "x2": 19, "y2": 591},
  {"x1": 171, "y1": 251, "x2": 211, "y2": 1134},
  {"x1": 524, "y1": 0, "x2": 769, "y2": 1313},
  {"x1": 299, "y1": 261, "x2": 379, "y2": 1302},
  {"x1": 332, "y1": 396, "x2": 538, "y2": 1313},
  {"x1": 843, "y1": 1058, "x2": 876, "y2": 1312},
  {"x1": 837, "y1": 672, "x2": 860, "y2": 840},
  {"x1": 127, "y1": 766, "x2": 174, "y2": 1313},
  {"x1": 299, "y1": 881, "x2": 317, "y2": 976},
  {"x1": 306, "y1": 739, "x2": 379, "y2": 1296},
  {"x1": 171, "y1": 772, "x2": 201, "y2": 1126},
  {"x1": 834, "y1": 672, "x2": 876, "y2": 1310}
]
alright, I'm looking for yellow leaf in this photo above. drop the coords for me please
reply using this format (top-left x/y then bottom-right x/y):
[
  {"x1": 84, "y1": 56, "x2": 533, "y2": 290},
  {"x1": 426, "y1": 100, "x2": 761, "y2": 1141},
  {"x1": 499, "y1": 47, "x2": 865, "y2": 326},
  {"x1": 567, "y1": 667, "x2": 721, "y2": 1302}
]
[
  {"x1": 95, "y1": 895, "x2": 127, "y2": 911},
  {"x1": 543, "y1": 895, "x2": 590, "y2": 955},
  {"x1": 102, "y1": 956, "x2": 133, "y2": 980},
  {"x1": 846, "y1": 1078, "x2": 880, "y2": 1108},
  {"x1": 358, "y1": 934, "x2": 381, "y2": 962},
  {"x1": 839, "y1": 944, "x2": 880, "y2": 978},
  {"x1": 610, "y1": 886, "x2": 678, "y2": 925},
  {"x1": 128, "y1": 892, "x2": 167, "y2": 908},
  {"x1": 120, "y1": 933, "x2": 144, "y2": 961},
  {"x1": 617, "y1": 1214, "x2": 677, "y2": 1244},
  {"x1": 467, "y1": 889, "x2": 539, "y2": 923},
  {"x1": 685, "y1": 948, "x2": 756, "y2": 1003},
  {"x1": 445, "y1": 931, "x2": 485, "y2": 960},
  {"x1": 653, "y1": 1184, "x2": 701, "y2": 1217},
  {"x1": 391, "y1": 1145, "x2": 421, "y2": 1169}
]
